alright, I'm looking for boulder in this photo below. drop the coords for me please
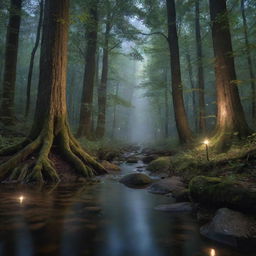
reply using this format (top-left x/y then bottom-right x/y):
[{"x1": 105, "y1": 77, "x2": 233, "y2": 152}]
[
  {"x1": 119, "y1": 173, "x2": 153, "y2": 187},
  {"x1": 155, "y1": 202, "x2": 193, "y2": 213},
  {"x1": 189, "y1": 176, "x2": 256, "y2": 213},
  {"x1": 148, "y1": 176, "x2": 186, "y2": 195},
  {"x1": 147, "y1": 156, "x2": 171, "y2": 173},
  {"x1": 142, "y1": 155, "x2": 158, "y2": 164},
  {"x1": 200, "y1": 208, "x2": 256, "y2": 246},
  {"x1": 126, "y1": 157, "x2": 138, "y2": 164},
  {"x1": 101, "y1": 160, "x2": 121, "y2": 172}
]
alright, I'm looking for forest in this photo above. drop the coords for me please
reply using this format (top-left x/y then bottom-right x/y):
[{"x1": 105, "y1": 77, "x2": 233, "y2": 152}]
[{"x1": 0, "y1": 0, "x2": 255, "y2": 255}]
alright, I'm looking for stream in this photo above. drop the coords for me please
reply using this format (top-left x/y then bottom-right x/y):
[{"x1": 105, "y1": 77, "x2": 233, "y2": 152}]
[{"x1": 0, "y1": 159, "x2": 254, "y2": 256}]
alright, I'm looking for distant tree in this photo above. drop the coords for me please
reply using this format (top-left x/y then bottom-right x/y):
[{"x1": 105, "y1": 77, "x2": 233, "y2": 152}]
[
  {"x1": 166, "y1": 0, "x2": 193, "y2": 143},
  {"x1": 209, "y1": 0, "x2": 251, "y2": 151},
  {"x1": 25, "y1": 0, "x2": 44, "y2": 118},
  {"x1": 0, "y1": 0, "x2": 22, "y2": 125},
  {"x1": 77, "y1": 0, "x2": 99, "y2": 138},
  {"x1": 0, "y1": 0, "x2": 106, "y2": 183},
  {"x1": 195, "y1": 0, "x2": 206, "y2": 133},
  {"x1": 240, "y1": 0, "x2": 256, "y2": 126}
]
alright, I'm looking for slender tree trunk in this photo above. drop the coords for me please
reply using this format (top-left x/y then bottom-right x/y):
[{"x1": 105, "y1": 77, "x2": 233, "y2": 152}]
[
  {"x1": 241, "y1": 0, "x2": 256, "y2": 126},
  {"x1": 25, "y1": 0, "x2": 44, "y2": 118},
  {"x1": 164, "y1": 68, "x2": 169, "y2": 138},
  {"x1": 0, "y1": 0, "x2": 22, "y2": 125},
  {"x1": 166, "y1": 0, "x2": 193, "y2": 143},
  {"x1": 209, "y1": 0, "x2": 250, "y2": 151},
  {"x1": 111, "y1": 83, "x2": 119, "y2": 139},
  {"x1": 185, "y1": 49, "x2": 197, "y2": 131},
  {"x1": 77, "y1": 2, "x2": 98, "y2": 138},
  {"x1": 195, "y1": 0, "x2": 206, "y2": 133},
  {"x1": 95, "y1": 22, "x2": 110, "y2": 139},
  {"x1": 0, "y1": 0, "x2": 106, "y2": 184}
]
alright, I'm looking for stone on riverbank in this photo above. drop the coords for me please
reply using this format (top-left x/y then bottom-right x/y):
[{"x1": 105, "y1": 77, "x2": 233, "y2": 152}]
[
  {"x1": 189, "y1": 176, "x2": 256, "y2": 213},
  {"x1": 147, "y1": 156, "x2": 172, "y2": 173},
  {"x1": 200, "y1": 208, "x2": 256, "y2": 246},
  {"x1": 155, "y1": 202, "x2": 193, "y2": 213}
]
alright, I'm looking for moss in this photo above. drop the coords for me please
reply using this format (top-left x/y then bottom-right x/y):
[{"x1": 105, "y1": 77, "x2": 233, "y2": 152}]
[
  {"x1": 189, "y1": 176, "x2": 256, "y2": 213},
  {"x1": 147, "y1": 156, "x2": 172, "y2": 173}
]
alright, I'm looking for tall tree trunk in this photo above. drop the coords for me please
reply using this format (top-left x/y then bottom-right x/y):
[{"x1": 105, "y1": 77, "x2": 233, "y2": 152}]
[
  {"x1": 185, "y1": 49, "x2": 197, "y2": 131},
  {"x1": 111, "y1": 83, "x2": 119, "y2": 139},
  {"x1": 209, "y1": 0, "x2": 250, "y2": 151},
  {"x1": 95, "y1": 22, "x2": 110, "y2": 139},
  {"x1": 166, "y1": 0, "x2": 193, "y2": 143},
  {"x1": 25, "y1": 0, "x2": 44, "y2": 118},
  {"x1": 241, "y1": 0, "x2": 256, "y2": 126},
  {"x1": 164, "y1": 68, "x2": 169, "y2": 138},
  {"x1": 0, "y1": 0, "x2": 106, "y2": 184},
  {"x1": 77, "y1": 2, "x2": 98, "y2": 138},
  {"x1": 195, "y1": 0, "x2": 206, "y2": 133},
  {"x1": 0, "y1": 0, "x2": 22, "y2": 125}
]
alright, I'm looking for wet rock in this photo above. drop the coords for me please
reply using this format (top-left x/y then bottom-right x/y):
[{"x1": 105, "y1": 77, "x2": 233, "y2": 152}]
[
  {"x1": 148, "y1": 176, "x2": 185, "y2": 195},
  {"x1": 200, "y1": 208, "x2": 256, "y2": 246},
  {"x1": 142, "y1": 155, "x2": 158, "y2": 164},
  {"x1": 126, "y1": 157, "x2": 138, "y2": 164},
  {"x1": 101, "y1": 160, "x2": 121, "y2": 172},
  {"x1": 172, "y1": 189, "x2": 190, "y2": 202},
  {"x1": 196, "y1": 208, "x2": 215, "y2": 225},
  {"x1": 155, "y1": 202, "x2": 193, "y2": 213},
  {"x1": 189, "y1": 176, "x2": 256, "y2": 213},
  {"x1": 147, "y1": 156, "x2": 172, "y2": 173},
  {"x1": 120, "y1": 173, "x2": 153, "y2": 187}
]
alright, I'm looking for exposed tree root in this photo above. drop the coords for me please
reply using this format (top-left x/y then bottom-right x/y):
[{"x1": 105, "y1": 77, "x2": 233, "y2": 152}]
[{"x1": 0, "y1": 121, "x2": 107, "y2": 184}]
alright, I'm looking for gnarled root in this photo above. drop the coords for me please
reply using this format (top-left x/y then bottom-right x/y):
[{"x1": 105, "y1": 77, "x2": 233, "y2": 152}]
[{"x1": 0, "y1": 122, "x2": 107, "y2": 184}]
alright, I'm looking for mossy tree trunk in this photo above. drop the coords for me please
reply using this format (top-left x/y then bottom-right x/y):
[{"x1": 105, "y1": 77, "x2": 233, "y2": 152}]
[
  {"x1": 77, "y1": 1, "x2": 98, "y2": 138},
  {"x1": 0, "y1": 0, "x2": 106, "y2": 184},
  {"x1": 166, "y1": 0, "x2": 193, "y2": 144},
  {"x1": 209, "y1": 0, "x2": 251, "y2": 151},
  {"x1": 0, "y1": 0, "x2": 22, "y2": 125}
]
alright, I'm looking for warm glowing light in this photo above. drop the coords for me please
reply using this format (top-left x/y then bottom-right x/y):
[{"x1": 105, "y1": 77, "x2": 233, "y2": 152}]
[
  {"x1": 203, "y1": 139, "x2": 209, "y2": 145},
  {"x1": 210, "y1": 248, "x2": 216, "y2": 256},
  {"x1": 19, "y1": 195, "x2": 24, "y2": 204}
]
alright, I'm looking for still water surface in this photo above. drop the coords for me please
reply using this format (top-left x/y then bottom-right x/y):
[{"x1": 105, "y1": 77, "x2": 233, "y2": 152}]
[{"x1": 0, "y1": 162, "x2": 254, "y2": 256}]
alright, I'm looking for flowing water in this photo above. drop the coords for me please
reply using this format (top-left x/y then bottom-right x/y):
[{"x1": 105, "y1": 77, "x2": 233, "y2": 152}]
[{"x1": 0, "y1": 161, "x2": 254, "y2": 256}]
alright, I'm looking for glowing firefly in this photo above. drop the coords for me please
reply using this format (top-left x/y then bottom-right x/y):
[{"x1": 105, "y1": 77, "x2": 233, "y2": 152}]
[
  {"x1": 210, "y1": 249, "x2": 216, "y2": 256},
  {"x1": 19, "y1": 195, "x2": 24, "y2": 204}
]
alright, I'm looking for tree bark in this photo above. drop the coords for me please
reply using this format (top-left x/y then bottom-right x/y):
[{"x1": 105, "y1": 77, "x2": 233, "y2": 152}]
[
  {"x1": 0, "y1": 0, "x2": 22, "y2": 125},
  {"x1": 195, "y1": 0, "x2": 206, "y2": 133},
  {"x1": 77, "y1": 2, "x2": 98, "y2": 138},
  {"x1": 241, "y1": 0, "x2": 256, "y2": 126},
  {"x1": 166, "y1": 0, "x2": 193, "y2": 143},
  {"x1": 95, "y1": 21, "x2": 110, "y2": 139},
  {"x1": 25, "y1": 0, "x2": 44, "y2": 118},
  {"x1": 0, "y1": 0, "x2": 106, "y2": 184},
  {"x1": 209, "y1": 0, "x2": 250, "y2": 151}
]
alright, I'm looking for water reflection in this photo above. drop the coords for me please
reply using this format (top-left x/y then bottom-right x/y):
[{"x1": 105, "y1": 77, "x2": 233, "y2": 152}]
[{"x1": 0, "y1": 164, "x2": 254, "y2": 256}]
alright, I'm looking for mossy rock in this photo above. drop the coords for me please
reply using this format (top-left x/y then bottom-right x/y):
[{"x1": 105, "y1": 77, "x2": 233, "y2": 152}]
[
  {"x1": 189, "y1": 176, "x2": 256, "y2": 213},
  {"x1": 147, "y1": 157, "x2": 172, "y2": 173}
]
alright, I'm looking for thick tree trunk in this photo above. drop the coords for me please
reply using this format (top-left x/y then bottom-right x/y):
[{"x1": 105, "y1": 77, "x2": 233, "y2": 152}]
[
  {"x1": 195, "y1": 0, "x2": 206, "y2": 133},
  {"x1": 95, "y1": 22, "x2": 110, "y2": 139},
  {"x1": 241, "y1": 0, "x2": 256, "y2": 126},
  {"x1": 111, "y1": 83, "x2": 119, "y2": 139},
  {"x1": 77, "y1": 2, "x2": 98, "y2": 138},
  {"x1": 0, "y1": 0, "x2": 106, "y2": 184},
  {"x1": 0, "y1": 0, "x2": 22, "y2": 125},
  {"x1": 164, "y1": 68, "x2": 169, "y2": 138},
  {"x1": 25, "y1": 0, "x2": 44, "y2": 118},
  {"x1": 166, "y1": 0, "x2": 193, "y2": 144},
  {"x1": 209, "y1": 0, "x2": 250, "y2": 151}
]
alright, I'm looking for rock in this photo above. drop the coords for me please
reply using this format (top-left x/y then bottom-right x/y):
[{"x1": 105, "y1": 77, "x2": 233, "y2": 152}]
[
  {"x1": 101, "y1": 160, "x2": 121, "y2": 172},
  {"x1": 155, "y1": 202, "x2": 193, "y2": 213},
  {"x1": 148, "y1": 176, "x2": 185, "y2": 195},
  {"x1": 119, "y1": 173, "x2": 153, "y2": 187},
  {"x1": 126, "y1": 157, "x2": 138, "y2": 164},
  {"x1": 196, "y1": 208, "x2": 215, "y2": 225},
  {"x1": 200, "y1": 208, "x2": 256, "y2": 246},
  {"x1": 189, "y1": 176, "x2": 256, "y2": 213},
  {"x1": 147, "y1": 156, "x2": 172, "y2": 173},
  {"x1": 142, "y1": 155, "x2": 158, "y2": 164},
  {"x1": 172, "y1": 189, "x2": 190, "y2": 202}
]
